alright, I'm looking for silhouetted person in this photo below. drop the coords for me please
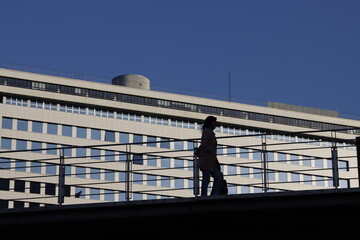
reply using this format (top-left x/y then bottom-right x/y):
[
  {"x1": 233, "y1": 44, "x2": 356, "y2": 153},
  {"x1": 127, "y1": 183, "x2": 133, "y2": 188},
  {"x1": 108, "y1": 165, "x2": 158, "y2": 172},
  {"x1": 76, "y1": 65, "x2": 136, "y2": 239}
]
[{"x1": 198, "y1": 116, "x2": 223, "y2": 196}]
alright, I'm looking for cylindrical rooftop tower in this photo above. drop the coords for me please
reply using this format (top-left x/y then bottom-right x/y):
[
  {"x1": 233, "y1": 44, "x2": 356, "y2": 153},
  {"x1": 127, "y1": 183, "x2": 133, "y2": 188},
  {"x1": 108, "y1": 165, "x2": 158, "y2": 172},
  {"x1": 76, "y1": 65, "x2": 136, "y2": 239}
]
[{"x1": 112, "y1": 74, "x2": 150, "y2": 90}]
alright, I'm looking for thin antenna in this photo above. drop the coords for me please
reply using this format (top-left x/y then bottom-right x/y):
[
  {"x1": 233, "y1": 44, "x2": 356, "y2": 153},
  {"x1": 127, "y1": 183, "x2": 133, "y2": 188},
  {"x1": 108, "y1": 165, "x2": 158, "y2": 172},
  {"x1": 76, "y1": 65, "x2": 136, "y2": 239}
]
[{"x1": 228, "y1": 70, "x2": 232, "y2": 102}]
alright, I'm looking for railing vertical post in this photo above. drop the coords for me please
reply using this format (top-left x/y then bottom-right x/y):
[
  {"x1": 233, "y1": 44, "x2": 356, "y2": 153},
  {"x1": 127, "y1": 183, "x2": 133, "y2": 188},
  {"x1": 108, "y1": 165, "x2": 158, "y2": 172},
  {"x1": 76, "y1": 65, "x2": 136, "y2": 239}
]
[
  {"x1": 125, "y1": 144, "x2": 132, "y2": 202},
  {"x1": 58, "y1": 148, "x2": 65, "y2": 207},
  {"x1": 261, "y1": 135, "x2": 268, "y2": 194},
  {"x1": 356, "y1": 137, "x2": 360, "y2": 188},
  {"x1": 193, "y1": 142, "x2": 200, "y2": 197},
  {"x1": 331, "y1": 146, "x2": 339, "y2": 189}
]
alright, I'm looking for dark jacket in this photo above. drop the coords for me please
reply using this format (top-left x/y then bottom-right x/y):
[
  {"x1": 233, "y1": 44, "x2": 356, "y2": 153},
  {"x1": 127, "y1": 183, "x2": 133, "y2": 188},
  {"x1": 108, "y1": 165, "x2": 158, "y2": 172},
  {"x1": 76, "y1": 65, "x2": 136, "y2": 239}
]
[{"x1": 198, "y1": 129, "x2": 218, "y2": 171}]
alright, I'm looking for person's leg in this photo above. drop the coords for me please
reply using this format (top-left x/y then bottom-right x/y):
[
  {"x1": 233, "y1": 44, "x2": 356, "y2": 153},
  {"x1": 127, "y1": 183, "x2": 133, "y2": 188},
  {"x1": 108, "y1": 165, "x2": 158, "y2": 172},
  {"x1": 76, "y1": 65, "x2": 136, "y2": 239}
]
[
  {"x1": 210, "y1": 168, "x2": 223, "y2": 196},
  {"x1": 200, "y1": 170, "x2": 211, "y2": 196}
]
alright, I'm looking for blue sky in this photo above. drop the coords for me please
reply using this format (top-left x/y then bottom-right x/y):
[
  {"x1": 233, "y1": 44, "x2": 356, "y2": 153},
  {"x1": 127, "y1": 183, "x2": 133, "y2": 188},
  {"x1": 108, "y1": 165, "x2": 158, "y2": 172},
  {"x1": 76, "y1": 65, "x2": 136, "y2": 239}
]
[{"x1": 1, "y1": 0, "x2": 359, "y2": 117}]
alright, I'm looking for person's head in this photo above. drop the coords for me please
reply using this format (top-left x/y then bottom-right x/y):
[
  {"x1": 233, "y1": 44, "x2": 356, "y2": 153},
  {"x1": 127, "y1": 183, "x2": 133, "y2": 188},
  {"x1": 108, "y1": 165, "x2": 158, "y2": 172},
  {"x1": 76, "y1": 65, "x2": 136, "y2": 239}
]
[{"x1": 201, "y1": 116, "x2": 217, "y2": 132}]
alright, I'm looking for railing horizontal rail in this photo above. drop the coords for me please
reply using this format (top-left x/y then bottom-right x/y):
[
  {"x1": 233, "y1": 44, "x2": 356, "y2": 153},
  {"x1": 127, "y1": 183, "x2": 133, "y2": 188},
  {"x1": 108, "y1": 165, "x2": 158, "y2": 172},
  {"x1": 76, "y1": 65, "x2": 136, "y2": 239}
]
[{"x1": 0, "y1": 128, "x2": 359, "y2": 211}]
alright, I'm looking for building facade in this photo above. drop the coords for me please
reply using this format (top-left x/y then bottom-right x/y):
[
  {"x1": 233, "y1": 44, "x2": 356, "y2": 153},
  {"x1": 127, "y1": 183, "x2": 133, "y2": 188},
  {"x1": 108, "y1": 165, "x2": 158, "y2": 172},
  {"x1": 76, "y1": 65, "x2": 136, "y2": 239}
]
[{"x1": 0, "y1": 68, "x2": 359, "y2": 209}]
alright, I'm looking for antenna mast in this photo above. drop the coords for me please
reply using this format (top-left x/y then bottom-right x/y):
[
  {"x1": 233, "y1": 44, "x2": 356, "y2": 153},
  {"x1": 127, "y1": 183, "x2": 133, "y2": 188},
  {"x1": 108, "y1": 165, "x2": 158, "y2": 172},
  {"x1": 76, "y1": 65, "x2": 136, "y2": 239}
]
[{"x1": 228, "y1": 70, "x2": 232, "y2": 101}]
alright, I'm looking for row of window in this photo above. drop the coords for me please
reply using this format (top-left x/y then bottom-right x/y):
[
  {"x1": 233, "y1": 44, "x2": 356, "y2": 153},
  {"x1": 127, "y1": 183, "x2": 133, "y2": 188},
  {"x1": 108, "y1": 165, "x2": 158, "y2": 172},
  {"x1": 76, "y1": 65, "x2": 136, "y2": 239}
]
[
  {"x1": 1, "y1": 76, "x2": 358, "y2": 135},
  {"x1": 0, "y1": 116, "x2": 351, "y2": 170},
  {"x1": 3, "y1": 97, "x2": 356, "y2": 150},
  {"x1": 1, "y1": 117, "x2": 182, "y2": 149}
]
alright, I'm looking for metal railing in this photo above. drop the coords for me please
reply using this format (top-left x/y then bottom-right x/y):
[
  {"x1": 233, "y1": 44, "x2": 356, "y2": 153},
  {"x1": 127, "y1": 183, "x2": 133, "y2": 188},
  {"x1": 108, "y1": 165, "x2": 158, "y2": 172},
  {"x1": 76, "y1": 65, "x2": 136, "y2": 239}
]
[{"x1": 0, "y1": 128, "x2": 359, "y2": 210}]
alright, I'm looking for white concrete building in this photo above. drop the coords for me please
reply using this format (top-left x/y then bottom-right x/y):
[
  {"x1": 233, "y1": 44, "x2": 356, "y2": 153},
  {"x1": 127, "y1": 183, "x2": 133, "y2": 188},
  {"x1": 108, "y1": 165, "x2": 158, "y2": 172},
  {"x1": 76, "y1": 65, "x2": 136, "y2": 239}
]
[{"x1": 0, "y1": 67, "x2": 359, "y2": 209}]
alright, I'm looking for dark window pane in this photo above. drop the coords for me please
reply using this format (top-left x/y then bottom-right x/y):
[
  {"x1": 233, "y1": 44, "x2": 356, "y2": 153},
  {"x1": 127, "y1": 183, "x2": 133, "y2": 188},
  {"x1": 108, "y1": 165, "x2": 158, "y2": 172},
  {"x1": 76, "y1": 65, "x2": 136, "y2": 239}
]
[
  {"x1": 30, "y1": 182, "x2": 41, "y2": 194},
  {"x1": 14, "y1": 180, "x2": 25, "y2": 192},
  {"x1": 45, "y1": 183, "x2": 56, "y2": 195},
  {"x1": 133, "y1": 154, "x2": 143, "y2": 165}
]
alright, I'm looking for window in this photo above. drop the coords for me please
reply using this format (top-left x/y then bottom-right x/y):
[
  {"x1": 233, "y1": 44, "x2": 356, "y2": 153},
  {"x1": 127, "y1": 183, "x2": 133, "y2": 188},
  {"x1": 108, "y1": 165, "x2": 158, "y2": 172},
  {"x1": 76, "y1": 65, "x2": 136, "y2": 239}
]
[
  {"x1": 267, "y1": 170, "x2": 275, "y2": 181},
  {"x1": 267, "y1": 152, "x2": 274, "y2": 162},
  {"x1": 47, "y1": 123, "x2": 58, "y2": 135},
  {"x1": 175, "y1": 178, "x2": 184, "y2": 189},
  {"x1": 46, "y1": 143, "x2": 57, "y2": 155},
  {"x1": 240, "y1": 148, "x2": 249, "y2": 159},
  {"x1": 104, "y1": 190, "x2": 115, "y2": 201},
  {"x1": 161, "y1": 157, "x2": 170, "y2": 168},
  {"x1": 253, "y1": 168, "x2": 262, "y2": 179},
  {"x1": 133, "y1": 134, "x2": 143, "y2": 145},
  {"x1": 2, "y1": 117, "x2": 12, "y2": 129},
  {"x1": 30, "y1": 182, "x2": 41, "y2": 194},
  {"x1": 31, "y1": 141, "x2": 42, "y2": 153},
  {"x1": 279, "y1": 172, "x2": 288, "y2": 182},
  {"x1": 90, "y1": 168, "x2": 101, "y2": 180},
  {"x1": 91, "y1": 148, "x2": 101, "y2": 160},
  {"x1": 174, "y1": 159, "x2": 184, "y2": 169},
  {"x1": 241, "y1": 186, "x2": 250, "y2": 194},
  {"x1": 45, "y1": 183, "x2": 56, "y2": 195},
  {"x1": 227, "y1": 147, "x2": 237, "y2": 157},
  {"x1": 314, "y1": 158, "x2": 324, "y2": 169},
  {"x1": 62, "y1": 125, "x2": 72, "y2": 137},
  {"x1": 105, "y1": 150, "x2": 115, "y2": 161},
  {"x1": 0, "y1": 178, "x2": 10, "y2": 191},
  {"x1": 32, "y1": 121, "x2": 43, "y2": 133},
  {"x1": 17, "y1": 119, "x2": 28, "y2": 131},
  {"x1": 120, "y1": 133, "x2": 129, "y2": 143},
  {"x1": 240, "y1": 167, "x2": 250, "y2": 177},
  {"x1": 147, "y1": 155, "x2": 157, "y2": 166},
  {"x1": 91, "y1": 128, "x2": 101, "y2": 140},
  {"x1": 14, "y1": 160, "x2": 26, "y2": 172},
  {"x1": 228, "y1": 165, "x2": 237, "y2": 175},
  {"x1": 16, "y1": 140, "x2": 27, "y2": 151},
  {"x1": 147, "y1": 175, "x2": 157, "y2": 186},
  {"x1": 339, "y1": 179, "x2": 349, "y2": 188},
  {"x1": 105, "y1": 170, "x2": 115, "y2": 181},
  {"x1": 1, "y1": 138, "x2": 12, "y2": 150},
  {"x1": 160, "y1": 138, "x2": 170, "y2": 149},
  {"x1": 303, "y1": 175, "x2": 312, "y2": 185},
  {"x1": 75, "y1": 187, "x2": 85, "y2": 199},
  {"x1": 161, "y1": 176, "x2": 171, "y2": 188},
  {"x1": 30, "y1": 161, "x2": 42, "y2": 173},
  {"x1": 76, "y1": 167, "x2": 86, "y2": 178},
  {"x1": 77, "y1": 127, "x2": 87, "y2": 138},
  {"x1": 105, "y1": 130, "x2": 115, "y2": 142},
  {"x1": 76, "y1": 148, "x2": 87, "y2": 158},
  {"x1": 14, "y1": 180, "x2": 25, "y2": 192},
  {"x1": 0, "y1": 158, "x2": 11, "y2": 170},
  {"x1": 291, "y1": 173, "x2": 300, "y2": 183},
  {"x1": 303, "y1": 156, "x2": 312, "y2": 167},
  {"x1": 62, "y1": 145, "x2": 72, "y2": 157},
  {"x1": 133, "y1": 173, "x2": 143, "y2": 184},
  {"x1": 290, "y1": 154, "x2": 299, "y2": 165},
  {"x1": 174, "y1": 141, "x2": 184, "y2": 150},
  {"x1": 339, "y1": 161, "x2": 349, "y2": 171},
  {"x1": 90, "y1": 188, "x2": 100, "y2": 200},
  {"x1": 252, "y1": 150, "x2": 262, "y2": 160},
  {"x1": 315, "y1": 176, "x2": 324, "y2": 186},
  {"x1": 277, "y1": 153, "x2": 287, "y2": 163},
  {"x1": 147, "y1": 136, "x2": 157, "y2": 147},
  {"x1": 46, "y1": 163, "x2": 56, "y2": 175},
  {"x1": 133, "y1": 154, "x2": 143, "y2": 165}
]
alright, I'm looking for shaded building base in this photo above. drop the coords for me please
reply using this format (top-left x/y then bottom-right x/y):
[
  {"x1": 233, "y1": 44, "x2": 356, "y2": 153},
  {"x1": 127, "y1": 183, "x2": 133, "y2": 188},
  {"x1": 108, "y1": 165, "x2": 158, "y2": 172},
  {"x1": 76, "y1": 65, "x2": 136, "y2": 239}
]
[{"x1": 1, "y1": 189, "x2": 360, "y2": 237}]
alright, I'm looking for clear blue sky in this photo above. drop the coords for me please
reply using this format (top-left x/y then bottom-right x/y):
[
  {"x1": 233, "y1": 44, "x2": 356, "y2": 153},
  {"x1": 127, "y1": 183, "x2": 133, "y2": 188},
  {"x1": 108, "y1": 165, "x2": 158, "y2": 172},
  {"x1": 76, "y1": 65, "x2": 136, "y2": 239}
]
[{"x1": 1, "y1": 0, "x2": 359, "y2": 117}]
